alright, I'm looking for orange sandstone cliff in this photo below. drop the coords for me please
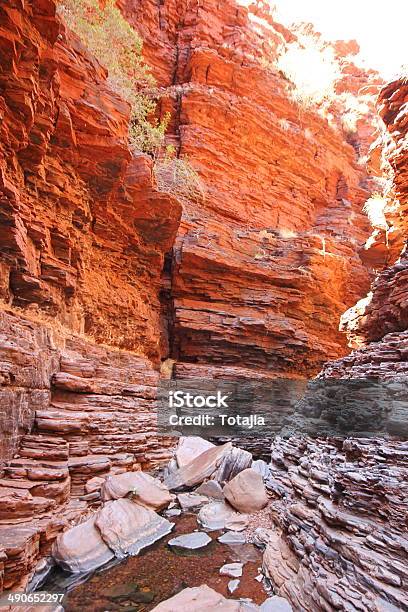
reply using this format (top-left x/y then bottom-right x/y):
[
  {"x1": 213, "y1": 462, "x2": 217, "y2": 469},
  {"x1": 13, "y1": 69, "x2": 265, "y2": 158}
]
[{"x1": 0, "y1": 0, "x2": 394, "y2": 594}]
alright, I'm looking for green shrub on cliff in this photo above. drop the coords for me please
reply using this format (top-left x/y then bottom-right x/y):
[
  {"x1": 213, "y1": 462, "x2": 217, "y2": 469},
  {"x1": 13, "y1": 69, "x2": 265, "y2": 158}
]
[
  {"x1": 154, "y1": 151, "x2": 205, "y2": 203},
  {"x1": 57, "y1": 0, "x2": 168, "y2": 156},
  {"x1": 57, "y1": 0, "x2": 204, "y2": 201}
]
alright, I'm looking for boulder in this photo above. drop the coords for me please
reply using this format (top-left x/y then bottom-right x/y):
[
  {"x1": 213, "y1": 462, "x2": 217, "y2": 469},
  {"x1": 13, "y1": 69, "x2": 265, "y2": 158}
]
[
  {"x1": 214, "y1": 446, "x2": 252, "y2": 484},
  {"x1": 168, "y1": 532, "x2": 212, "y2": 550},
  {"x1": 52, "y1": 515, "x2": 114, "y2": 573},
  {"x1": 223, "y1": 469, "x2": 268, "y2": 513},
  {"x1": 175, "y1": 437, "x2": 215, "y2": 467},
  {"x1": 196, "y1": 480, "x2": 224, "y2": 500},
  {"x1": 197, "y1": 501, "x2": 240, "y2": 531},
  {"x1": 101, "y1": 471, "x2": 171, "y2": 511},
  {"x1": 95, "y1": 499, "x2": 173, "y2": 558},
  {"x1": 151, "y1": 585, "x2": 245, "y2": 611},
  {"x1": 164, "y1": 443, "x2": 233, "y2": 491}
]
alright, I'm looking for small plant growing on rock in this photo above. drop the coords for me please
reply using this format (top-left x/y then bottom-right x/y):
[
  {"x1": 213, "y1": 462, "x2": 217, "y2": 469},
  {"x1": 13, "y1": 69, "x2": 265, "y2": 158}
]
[
  {"x1": 154, "y1": 149, "x2": 205, "y2": 203},
  {"x1": 57, "y1": 0, "x2": 168, "y2": 156}
]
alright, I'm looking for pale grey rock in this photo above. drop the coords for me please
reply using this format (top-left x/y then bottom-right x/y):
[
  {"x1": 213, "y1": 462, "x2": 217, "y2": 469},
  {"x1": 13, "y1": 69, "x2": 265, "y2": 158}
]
[
  {"x1": 197, "y1": 501, "x2": 239, "y2": 531},
  {"x1": 96, "y1": 499, "x2": 173, "y2": 558},
  {"x1": 228, "y1": 579, "x2": 240, "y2": 593},
  {"x1": 165, "y1": 443, "x2": 233, "y2": 491},
  {"x1": 218, "y1": 531, "x2": 246, "y2": 545},
  {"x1": 177, "y1": 492, "x2": 209, "y2": 511},
  {"x1": 175, "y1": 436, "x2": 215, "y2": 467},
  {"x1": 52, "y1": 515, "x2": 114, "y2": 573},
  {"x1": 251, "y1": 460, "x2": 270, "y2": 479},
  {"x1": 220, "y1": 562, "x2": 243, "y2": 577},
  {"x1": 168, "y1": 532, "x2": 212, "y2": 550},
  {"x1": 260, "y1": 596, "x2": 293, "y2": 611},
  {"x1": 214, "y1": 446, "x2": 252, "y2": 484},
  {"x1": 150, "y1": 585, "x2": 244, "y2": 611},
  {"x1": 195, "y1": 480, "x2": 224, "y2": 500}
]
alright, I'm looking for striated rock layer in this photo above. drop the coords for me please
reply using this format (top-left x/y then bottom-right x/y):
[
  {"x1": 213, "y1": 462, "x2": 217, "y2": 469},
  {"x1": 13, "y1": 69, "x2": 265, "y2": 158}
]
[
  {"x1": 0, "y1": 0, "x2": 179, "y2": 591},
  {"x1": 0, "y1": 0, "x2": 181, "y2": 364},
  {"x1": 262, "y1": 78, "x2": 408, "y2": 611},
  {"x1": 123, "y1": 0, "x2": 377, "y2": 376},
  {"x1": 264, "y1": 437, "x2": 407, "y2": 611}
]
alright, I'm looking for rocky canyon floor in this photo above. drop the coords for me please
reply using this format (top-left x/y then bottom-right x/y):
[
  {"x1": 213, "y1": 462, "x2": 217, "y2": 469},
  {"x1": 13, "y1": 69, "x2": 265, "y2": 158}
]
[{"x1": 0, "y1": 0, "x2": 407, "y2": 610}]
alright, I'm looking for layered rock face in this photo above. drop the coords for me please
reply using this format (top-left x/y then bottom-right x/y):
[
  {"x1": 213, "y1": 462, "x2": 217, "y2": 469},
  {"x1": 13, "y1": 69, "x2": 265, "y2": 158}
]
[
  {"x1": 264, "y1": 437, "x2": 407, "y2": 611},
  {"x1": 262, "y1": 79, "x2": 408, "y2": 611},
  {"x1": 0, "y1": 0, "x2": 178, "y2": 591},
  {"x1": 0, "y1": 0, "x2": 181, "y2": 364},
  {"x1": 0, "y1": 0, "x2": 388, "y2": 597},
  {"x1": 123, "y1": 0, "x2": 376, "y2": 376}
]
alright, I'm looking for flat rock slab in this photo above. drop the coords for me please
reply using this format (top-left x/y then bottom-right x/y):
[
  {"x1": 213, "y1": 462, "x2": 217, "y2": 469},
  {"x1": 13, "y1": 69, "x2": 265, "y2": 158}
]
[
  {"x1": 96, "y1": 499, "x2": 173, "y2": 558},
  {"x1": 260, "y1": 596, "x2": 293, "y2": 611},
  {"x1": 165, "y1": 508, "x2": 182, "y2": 517},
  {"x1": 168, "y1": 532, "x2": 212, "y2": 550},
  {"x1": 177, "y1": 492, "x2": 209, "y2": 511},
  {"x1": 220, "y1": 562, "x2": 243, "y2": 577},
  {"x1": 52, "y1": 515, "x2": 114, "y2": 574},
  {"x1": 218, "y1": 531, "x2": 246, "y2": 545}
]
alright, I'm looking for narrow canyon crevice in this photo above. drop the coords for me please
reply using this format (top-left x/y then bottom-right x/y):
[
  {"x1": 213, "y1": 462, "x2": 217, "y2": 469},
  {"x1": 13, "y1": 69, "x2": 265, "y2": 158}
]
[{"x1": 0, "y1": 0, "x2": 406, "y2": 608}]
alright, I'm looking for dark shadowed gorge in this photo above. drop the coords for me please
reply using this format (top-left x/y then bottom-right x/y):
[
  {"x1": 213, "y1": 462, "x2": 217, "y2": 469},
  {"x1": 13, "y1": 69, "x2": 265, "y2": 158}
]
[{"x1": 0, "y1": 1, "x2": 406, "y2": 610}]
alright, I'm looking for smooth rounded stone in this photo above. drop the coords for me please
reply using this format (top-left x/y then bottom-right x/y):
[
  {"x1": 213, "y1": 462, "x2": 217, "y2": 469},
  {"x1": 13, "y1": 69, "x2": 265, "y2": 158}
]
[
  {"x1": 224, "y1": 468, "x2": 268, "y2": 513},
  {"x1": 214, "y1": 446, "x2": 253, "y2": 485},
  {"x1": 177, "y1": 492, "x2": 209, "y2": 511},
  {"x1": 225, "y1": 513, "x2": 249, "y2": 531},
  {"x1": 195, "y1": 479, "x2": 224, "y2": 500},
  {"x1": 101, "y1": 471, "x2": 172, "y2": 511},
  {"x1": 165, "y1": 443, "x2": 233, "y2": 491},
  {"x1": 168, "y1": 531, "x2": 212, "y2": 550},
  {"x1": 251, "y1": 460, "x2": 270, "y2": 479},
  {"x1": 95, "y1": 499, "x2": 174, "y2": 559},
  {"x1": 175, "y1": 436, "x2": 215, "y2": 467},
  {"x1": 52, "y1": 515, "x2": 114, "y2": 573},
  {"x1": 228, "y1": 579, "x2": 240, "y2": 593},
  {"x1": 151, "y1": 584, "x2": 244, "y2": 611},
  {"x1": 220, "y1": 562, "x2": 243, "y2": 577},
  {"x1": 260, "y1": 596, "x2": 293, "y2": 611},
  {"x1": 218, "y1": 531, "x2": 246, "y2": 545},
  {"x1": 197, "y1": 501, "x2": 240, "y2": 531}
]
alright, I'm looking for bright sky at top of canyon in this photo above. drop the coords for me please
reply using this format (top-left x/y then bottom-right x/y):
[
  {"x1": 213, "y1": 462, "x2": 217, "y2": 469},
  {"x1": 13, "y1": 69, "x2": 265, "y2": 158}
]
[{"x1": 272, "y1": 0, "x2": 407, "y2": 78}]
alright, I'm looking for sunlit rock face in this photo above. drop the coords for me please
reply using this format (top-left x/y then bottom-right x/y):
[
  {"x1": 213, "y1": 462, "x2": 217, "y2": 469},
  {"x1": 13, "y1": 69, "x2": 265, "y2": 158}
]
[
  {"x1": 122, "y1": 0, "x2": 378, "y2": 377},
  {"x1": 0, "y1": 0, "x2": 389, "y2": 595},
  {"x1": 341, "y1": 79, "x2": 408, "y2": 348}
]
